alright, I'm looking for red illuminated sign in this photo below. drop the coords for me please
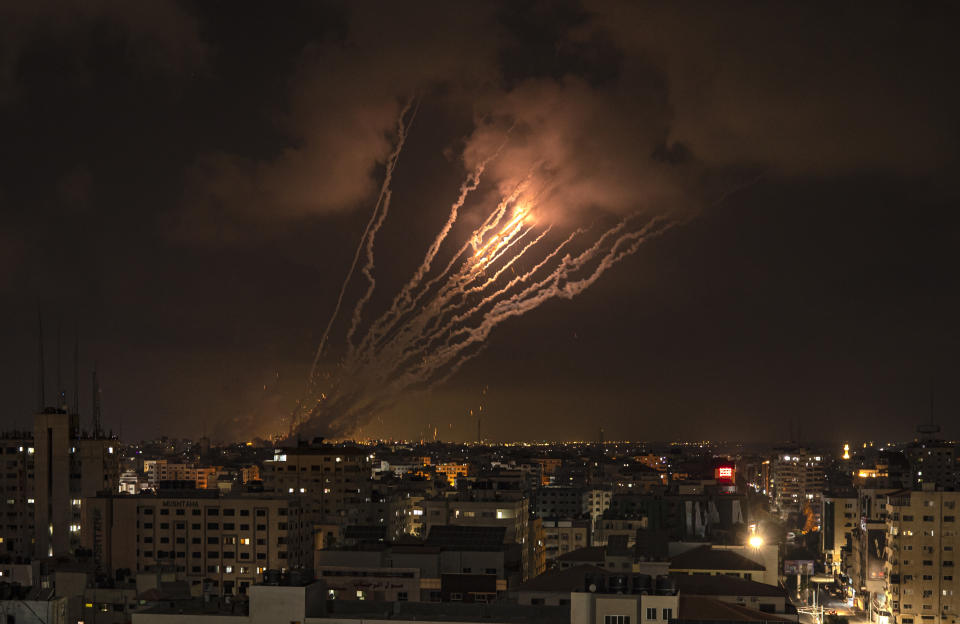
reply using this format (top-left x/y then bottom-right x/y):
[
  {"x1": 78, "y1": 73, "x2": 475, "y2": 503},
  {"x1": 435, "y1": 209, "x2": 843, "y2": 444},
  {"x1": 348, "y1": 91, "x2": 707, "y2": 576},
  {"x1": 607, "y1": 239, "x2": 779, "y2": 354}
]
[{"x1": 718, "y1": 467, "x2": 733, "y2": 478}]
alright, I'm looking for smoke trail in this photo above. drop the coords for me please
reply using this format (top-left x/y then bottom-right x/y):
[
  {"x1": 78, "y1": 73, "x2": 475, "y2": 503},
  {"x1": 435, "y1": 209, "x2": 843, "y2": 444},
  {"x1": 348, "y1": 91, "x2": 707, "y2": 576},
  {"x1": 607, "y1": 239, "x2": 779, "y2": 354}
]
[
  {"x1": 356, "y1": 163, "x2": 486, "y2": 358},
  {"x1": 344, "y1": 98, "x2": 420, "y2": 353},
  {"x1": 307, "y1": 97, "x2": 417, "y2": 382},
  {"x1": 298, "y1": 133, "x2": 697, "y2": 438}
]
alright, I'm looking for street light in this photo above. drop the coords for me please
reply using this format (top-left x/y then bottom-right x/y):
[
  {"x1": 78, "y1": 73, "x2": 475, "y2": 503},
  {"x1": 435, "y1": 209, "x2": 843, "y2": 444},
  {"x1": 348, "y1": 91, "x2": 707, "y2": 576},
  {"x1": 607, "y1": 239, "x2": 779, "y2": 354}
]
[{"x1": 748, "y1": 535, "x2": 764, "y2": 549}]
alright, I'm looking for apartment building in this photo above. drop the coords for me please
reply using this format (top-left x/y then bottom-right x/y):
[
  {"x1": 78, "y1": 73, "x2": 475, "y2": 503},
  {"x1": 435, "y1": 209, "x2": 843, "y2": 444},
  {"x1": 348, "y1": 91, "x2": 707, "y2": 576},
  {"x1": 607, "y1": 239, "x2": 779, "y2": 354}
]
[
  {"x1": 314, "y1": 526, "x2": 523, "y2": 601},
  {"x1": 533, "y1": 486, "x2": 585, "y2": 518},
  {"x1": 0, "y1": 411, "x2": 119, "y2": 560},
  {"x1": 584, "y1": 489, "x2": 613, "y2": 523},
  {"x1": 0, "y1": 432, "x2": 35, "y2": 559},
  {"x1": 883, "y1": 487, "x2": 960, "y2": 624},
  {"x1": 421, "y1": 495, "x2": 528, "y2": 546},
  {"x1": 822, "y1": 493, "x2": 857, "y2": 572},
  {"x1": 905, "y1": 440, "x2": 959, "y2": 491},
  {"x1": 434, "y1": 463, "x2": 469, "y2": 486},
  {"x1": 81, "y1": 490, "x2": 311, "y2": 596},
  {"x1": 261, "y1": 443, "x2": 371, "y2": 527},
  {"x1": 770, "y1": 449, "x2": 825, "y2": 513},
  {"x1": 542, "y1": 518, "x2": 590, "y2": 563}
]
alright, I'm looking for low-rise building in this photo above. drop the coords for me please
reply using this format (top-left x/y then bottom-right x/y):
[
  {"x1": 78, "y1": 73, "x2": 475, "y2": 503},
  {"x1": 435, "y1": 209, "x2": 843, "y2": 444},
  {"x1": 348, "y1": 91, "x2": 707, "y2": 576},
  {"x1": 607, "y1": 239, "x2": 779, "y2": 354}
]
[{"x1": 543, "y1": 518, "x2": 590, "y2": 563}]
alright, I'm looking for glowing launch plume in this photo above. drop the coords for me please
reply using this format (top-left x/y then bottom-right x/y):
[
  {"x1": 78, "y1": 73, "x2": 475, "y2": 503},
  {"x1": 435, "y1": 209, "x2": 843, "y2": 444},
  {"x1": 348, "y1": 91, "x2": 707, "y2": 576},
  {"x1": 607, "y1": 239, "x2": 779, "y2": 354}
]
[{"x1": 300, "y1": 125, "x2": 680, "y2": 439}]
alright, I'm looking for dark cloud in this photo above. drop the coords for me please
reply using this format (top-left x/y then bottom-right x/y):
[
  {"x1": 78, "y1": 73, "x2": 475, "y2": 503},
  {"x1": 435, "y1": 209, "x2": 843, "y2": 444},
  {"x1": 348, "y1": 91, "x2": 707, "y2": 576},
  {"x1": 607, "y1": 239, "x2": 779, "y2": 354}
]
[
  {"x1": 173, "y1": 2, "x2": 500, "y2": 243},
  {"x1": 0, "y1": 0, "x2": 206, "y2": 102},
  {"x1": 588, "y1": 1, "x2": 959, "y2": 176}
]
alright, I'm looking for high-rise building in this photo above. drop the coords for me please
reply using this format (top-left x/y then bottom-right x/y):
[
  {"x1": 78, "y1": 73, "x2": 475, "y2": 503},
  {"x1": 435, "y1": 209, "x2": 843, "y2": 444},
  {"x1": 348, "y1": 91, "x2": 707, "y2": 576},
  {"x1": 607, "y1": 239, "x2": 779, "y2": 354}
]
[
  {"x1": 904, "y1": 427, "x2": 958, "y2": 491},
  {"x1": 34, "y1": 410, "x2": 119, "y2": 558},
  {"x1": 0, "y1": 410, "x2": 118, "y2": 560},
  {"x1": 822, "y1": 492, "x2": 857, "y2": 573},
  {"x1": 882, "y1": 487, "x2": 960, "y2": 624},
  {"x1": 261, "y1": 443, "x2": 371, "y2": 528},
  {"x1": 769, "y1": 448, "x2": 825, "y2": 513},
  {"x1": 0, "y1": 432, "x2": 35, "y2": 559}
]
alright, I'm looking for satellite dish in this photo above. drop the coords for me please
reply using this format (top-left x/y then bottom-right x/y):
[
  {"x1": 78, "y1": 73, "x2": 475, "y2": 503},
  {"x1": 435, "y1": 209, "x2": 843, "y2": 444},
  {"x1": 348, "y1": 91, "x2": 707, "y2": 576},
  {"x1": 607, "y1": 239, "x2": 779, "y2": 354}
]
[{"x1": 589, "y1": 584, "x2": 598, "y2": 593}]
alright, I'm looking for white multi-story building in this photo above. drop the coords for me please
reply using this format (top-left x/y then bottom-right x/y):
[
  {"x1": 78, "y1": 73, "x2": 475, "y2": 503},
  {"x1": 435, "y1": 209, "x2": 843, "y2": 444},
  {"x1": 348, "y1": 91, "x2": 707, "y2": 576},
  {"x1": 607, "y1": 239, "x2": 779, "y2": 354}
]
[
  {"x1": 883, "y1": 487, "x2": 960, "y2": 624},
  {"x1": 770, "y1": 449, "x2": 825, "y2": 513}
]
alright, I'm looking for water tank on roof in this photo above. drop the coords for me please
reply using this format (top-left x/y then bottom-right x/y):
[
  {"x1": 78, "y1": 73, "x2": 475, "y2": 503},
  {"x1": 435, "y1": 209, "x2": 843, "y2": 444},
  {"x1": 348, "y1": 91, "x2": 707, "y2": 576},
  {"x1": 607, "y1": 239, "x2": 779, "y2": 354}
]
[
  {"x1": 655, "y1": 575, "x2": 677, "y2": 595},
  {"x1": 632, "y1": 574, "x2": 652, "y2": 594},
  {"x1": 610, "y1": 575, "x2": 627, "y2": 594}
]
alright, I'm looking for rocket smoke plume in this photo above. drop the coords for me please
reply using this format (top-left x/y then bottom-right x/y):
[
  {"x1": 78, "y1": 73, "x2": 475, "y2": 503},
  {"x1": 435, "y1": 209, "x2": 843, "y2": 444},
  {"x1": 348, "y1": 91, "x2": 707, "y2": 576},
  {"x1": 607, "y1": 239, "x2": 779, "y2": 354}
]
[{"x1": 297, "y1": 109, "x2": 682, "y2": 439}]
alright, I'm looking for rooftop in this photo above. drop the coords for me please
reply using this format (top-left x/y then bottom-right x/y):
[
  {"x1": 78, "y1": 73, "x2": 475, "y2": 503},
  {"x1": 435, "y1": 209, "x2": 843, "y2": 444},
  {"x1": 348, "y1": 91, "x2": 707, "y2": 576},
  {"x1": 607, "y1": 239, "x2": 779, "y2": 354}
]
[
  {"x1": 516, "y1": 564, "x2": 609, "y2": 592},
  {"x1": 679, "y1": 595, "x2": 796, "y2": 622},
  {"x1": 672, "y1": 574, "x2": 787, "y2": 598},
  {"x1": 425, "y1": 525, "x2": 507, "y2": 549},
  {"x1": 557, "y1": 546, "x2": 606, "y2": 563},
  {"x1": 670, "y1": 546, "x2": 765, "y2": 571}
]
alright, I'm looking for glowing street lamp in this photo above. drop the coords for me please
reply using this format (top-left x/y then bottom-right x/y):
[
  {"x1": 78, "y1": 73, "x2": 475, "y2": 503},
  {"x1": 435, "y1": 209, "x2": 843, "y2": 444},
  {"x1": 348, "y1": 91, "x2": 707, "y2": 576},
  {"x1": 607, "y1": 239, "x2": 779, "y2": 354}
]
[{"x1": 748, "y1": 534, "x2": 764, "y2": 549}]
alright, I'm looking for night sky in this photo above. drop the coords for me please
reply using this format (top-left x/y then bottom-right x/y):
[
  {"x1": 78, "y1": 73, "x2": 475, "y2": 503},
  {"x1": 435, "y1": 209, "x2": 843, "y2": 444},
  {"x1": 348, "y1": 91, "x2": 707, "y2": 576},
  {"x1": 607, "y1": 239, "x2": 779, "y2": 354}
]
[{"x1": 1, "y1": 1, "x2": 958, "y2": 443}]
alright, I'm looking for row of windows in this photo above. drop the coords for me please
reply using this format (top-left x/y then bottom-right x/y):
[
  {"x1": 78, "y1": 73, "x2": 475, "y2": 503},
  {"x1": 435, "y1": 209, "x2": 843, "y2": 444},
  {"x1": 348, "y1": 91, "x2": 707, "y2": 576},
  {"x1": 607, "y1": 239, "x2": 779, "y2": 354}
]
[
  {"x1": 141, "y1": 507, "x2": 283, "y2": 517},
  {"x1": 141, "y1": 536, "x2": 265, "y2": 545},
  {"x1": 140, "y1": 550, "x2": 284, "y2": 560},
  {"x1": 141, "y1": 522, "x2": 288, "y2": 531},
  {"x1": 644, "y1": 608, "x2": 674, "y2": 620},
  {"x1": 897, "y1": 514, "x2": 956, "y2": 522}
]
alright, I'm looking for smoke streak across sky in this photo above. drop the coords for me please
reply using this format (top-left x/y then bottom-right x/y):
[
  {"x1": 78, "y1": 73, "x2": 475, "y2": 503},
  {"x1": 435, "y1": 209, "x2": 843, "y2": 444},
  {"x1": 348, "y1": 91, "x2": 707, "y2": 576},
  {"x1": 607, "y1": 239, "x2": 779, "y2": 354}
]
[{"x1": 296, "y1": 105, "x2": 683, "y2": 439}]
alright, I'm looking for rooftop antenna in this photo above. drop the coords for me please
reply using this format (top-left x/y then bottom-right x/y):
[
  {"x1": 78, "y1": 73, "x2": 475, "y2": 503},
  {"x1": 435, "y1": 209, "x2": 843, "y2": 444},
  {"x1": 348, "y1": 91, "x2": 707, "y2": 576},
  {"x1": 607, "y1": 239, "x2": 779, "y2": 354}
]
[
  {"x1": 73, "y1": 325, "x2": 79, "y2": 417},
  {"x1": 57, "y1": 316, "x2": 63, "y2": 409},
  {"x1": 92, "y1": 365, "x2": 102, "y2": 437},
  {"x1": 37, "y1": 308, "x2": 46, "y2": 412}
]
